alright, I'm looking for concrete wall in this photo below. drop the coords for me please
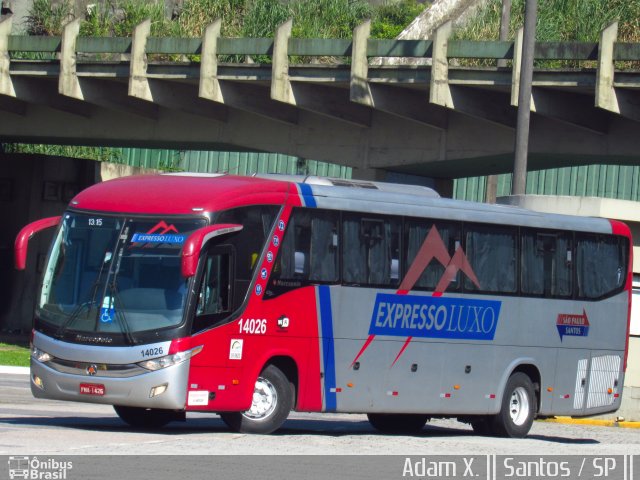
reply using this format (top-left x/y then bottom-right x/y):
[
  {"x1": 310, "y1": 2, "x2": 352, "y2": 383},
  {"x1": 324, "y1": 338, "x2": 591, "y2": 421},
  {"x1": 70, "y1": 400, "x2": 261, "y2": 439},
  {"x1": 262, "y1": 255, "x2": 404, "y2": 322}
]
[
  {"x1": 0, "y1": 156, "x2": 161, "y2": 333},
  {"x1": 1, "y1": 153, "x2": 97, "y2": 333}
]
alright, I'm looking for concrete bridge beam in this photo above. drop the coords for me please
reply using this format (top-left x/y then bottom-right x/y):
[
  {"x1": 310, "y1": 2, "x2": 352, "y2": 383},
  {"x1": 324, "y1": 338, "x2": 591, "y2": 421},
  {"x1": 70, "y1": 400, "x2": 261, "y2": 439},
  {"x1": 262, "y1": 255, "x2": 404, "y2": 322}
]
[
  {"x1": 430, "y1": 20, "x2": 515, "y2": 129},
  {"x1": 199, "y1": 19, "x2": 298, "y2": 125},
  {"x1": 128, "y1": 19, "x2": 227, "y2": 122},
  {"x1": 272, "y1": 19, "x2": 372, "y2": 127},
  {"x1": 596, "y1": 21, "x2": 640, "y2": 123},
  {"x1": 510, "y1": 28, "x2": 608, "y2": 134}
]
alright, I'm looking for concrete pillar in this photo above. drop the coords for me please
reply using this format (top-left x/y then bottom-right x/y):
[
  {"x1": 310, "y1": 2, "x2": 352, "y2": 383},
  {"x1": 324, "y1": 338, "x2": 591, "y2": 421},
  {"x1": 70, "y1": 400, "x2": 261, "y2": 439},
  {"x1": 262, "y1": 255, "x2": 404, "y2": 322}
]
[
  {"x1": 429, "y1": 20, "x2": 453, "y2": 108},
  {"x1": 271, "y1": 19, "x2": 294, "y2": 104},
  {"x1": 350, "y1": 20, "x2": 372, "y2": 106},
  {"x1": 199, "y1": 19, "x2": 223, "y2": 103},
  {"x1": 128, "y1": 19, "x2": 152, "y2": 101},
  {"x1": 595, "y1": 22, "x2": 618, "y2": 113},
  {"x1": 0, "y1": 15, "x2": 14, "y2": 97},
  {"x1": 59, "y1": 18, "x2": 83, "y2": 99}
]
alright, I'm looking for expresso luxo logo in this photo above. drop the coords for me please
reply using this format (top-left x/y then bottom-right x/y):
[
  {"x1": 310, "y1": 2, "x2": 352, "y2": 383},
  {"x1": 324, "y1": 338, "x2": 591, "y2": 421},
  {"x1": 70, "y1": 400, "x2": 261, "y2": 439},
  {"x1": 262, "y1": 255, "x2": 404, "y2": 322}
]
[
  {"x1": 370, "y1": 294, "x2": 500, "y2": 341},
  {"x1": 353, "y1": 225, "x2": 502, "y2": 367},
  {"x1": 131, "y1": 221, "x2": 186, "y2": 245}
]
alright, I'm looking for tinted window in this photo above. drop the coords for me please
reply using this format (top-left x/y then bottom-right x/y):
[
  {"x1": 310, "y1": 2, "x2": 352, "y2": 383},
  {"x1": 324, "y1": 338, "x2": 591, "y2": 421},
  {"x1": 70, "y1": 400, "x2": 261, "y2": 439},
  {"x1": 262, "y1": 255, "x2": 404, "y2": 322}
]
[
  {"x1": 464, "y1": 225, "x2": 517, "y2": 294},
  {"x1": 521, "y1": 231, "x2": 572, "y2": 297},
  {"x1": 342, "y1": 214, "x2": 400, "y2": 287},
  {"x1": 272, "y1": 209, "x2": 339, "y2": 283},
  {"x1": 404, "y1": 219, "x2": 461, "y2": 291},
  {"x1": 576, "y1": 234, "x2": 627, "y2": 299},
  {"x1": 217, "y1": 206, "x2": 278, "y2": 310}
]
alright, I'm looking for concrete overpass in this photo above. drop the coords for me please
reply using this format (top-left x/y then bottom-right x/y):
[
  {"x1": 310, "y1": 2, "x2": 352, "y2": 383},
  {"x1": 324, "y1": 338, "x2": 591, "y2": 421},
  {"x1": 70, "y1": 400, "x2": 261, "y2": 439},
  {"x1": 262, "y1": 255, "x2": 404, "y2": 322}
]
[{"x1": 1, "y1": 16, "x2": 640, "y2": 181}]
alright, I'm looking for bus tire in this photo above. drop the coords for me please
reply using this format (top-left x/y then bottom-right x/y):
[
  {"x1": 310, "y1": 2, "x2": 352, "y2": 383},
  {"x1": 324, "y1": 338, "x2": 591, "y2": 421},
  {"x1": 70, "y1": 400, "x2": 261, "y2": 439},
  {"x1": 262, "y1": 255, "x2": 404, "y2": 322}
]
[
  {"x1": 219, "y1": 364, "x2": 292, "y2": 434},
  {"x1": 113, "y1": 405, "x2": 176, "y2": 429},
  {"x1": 491, "y1": 372, "x2": 537, "y2": 438},
  {"x1": 367, "y1": 414, "x2": 429, "y2": 434}
]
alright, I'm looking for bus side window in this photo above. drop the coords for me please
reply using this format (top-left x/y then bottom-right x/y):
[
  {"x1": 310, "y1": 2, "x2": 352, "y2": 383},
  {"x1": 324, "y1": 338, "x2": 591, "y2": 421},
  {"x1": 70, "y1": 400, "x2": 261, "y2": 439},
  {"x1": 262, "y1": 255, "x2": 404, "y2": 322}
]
[
  {"x1": 342, "y1": 213, "x2": 400, "y2": 287},
  {"x1": 464, "y1": 224, "x2": 517, "y2": 294},
  {"x1": 271, "y1": 209, "x2": 339, "y2": 285},
  {"x1": 521, "y1": 231, "x2": 572, "y2": 297},
  {"x1": 404, "y1": 219, "x2": 461, "y2": 291},
  {"x1": 576, "y1": 234, "x2": 627, "y2": 299}
]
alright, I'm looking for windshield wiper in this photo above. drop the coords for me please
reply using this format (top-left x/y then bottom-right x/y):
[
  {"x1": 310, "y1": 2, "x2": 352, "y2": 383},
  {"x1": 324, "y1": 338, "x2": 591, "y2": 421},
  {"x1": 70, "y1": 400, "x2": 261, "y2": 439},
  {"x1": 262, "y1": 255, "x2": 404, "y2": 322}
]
[
  {"x1": 54, "y1": 301, "x2": 95, "y2": 338},
  {"x1": 103, "y1": 243, "x2": 136, "y2": 345},
  {"x1": 55, "y1": 245, "x2": 113, "y2": 338}
]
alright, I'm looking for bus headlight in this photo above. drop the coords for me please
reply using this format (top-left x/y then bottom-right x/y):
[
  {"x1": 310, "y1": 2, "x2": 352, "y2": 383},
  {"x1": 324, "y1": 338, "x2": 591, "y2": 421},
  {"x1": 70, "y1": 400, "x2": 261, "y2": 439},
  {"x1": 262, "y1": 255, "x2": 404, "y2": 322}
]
[
  {"x1": 137, "y1": 346, "x2": 203, "y2": 371},
  {"x1": 31, "y1": 346, "x2": 53, "y2": 363}
]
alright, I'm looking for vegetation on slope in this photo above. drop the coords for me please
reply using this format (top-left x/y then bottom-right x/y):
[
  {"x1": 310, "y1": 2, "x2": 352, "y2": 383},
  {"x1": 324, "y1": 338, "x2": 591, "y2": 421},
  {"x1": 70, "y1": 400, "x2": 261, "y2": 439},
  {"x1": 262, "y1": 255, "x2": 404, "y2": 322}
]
[
  {"x1": 7, "y1": 0, "x2": 426, "y2": 165},
  {"x1": 24, "y1": 0, "x2": 426, "y2": 40}
]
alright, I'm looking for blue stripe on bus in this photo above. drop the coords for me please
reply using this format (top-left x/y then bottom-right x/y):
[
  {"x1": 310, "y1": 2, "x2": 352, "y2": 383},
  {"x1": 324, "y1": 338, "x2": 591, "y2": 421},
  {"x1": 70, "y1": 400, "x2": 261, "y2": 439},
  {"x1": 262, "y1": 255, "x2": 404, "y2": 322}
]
[
  {"x1": 297, "y1": 183, "x2": 317, "y2": 208},
  {"x1": 318, "y1": 285, "x2": 337, "y2": 412}
]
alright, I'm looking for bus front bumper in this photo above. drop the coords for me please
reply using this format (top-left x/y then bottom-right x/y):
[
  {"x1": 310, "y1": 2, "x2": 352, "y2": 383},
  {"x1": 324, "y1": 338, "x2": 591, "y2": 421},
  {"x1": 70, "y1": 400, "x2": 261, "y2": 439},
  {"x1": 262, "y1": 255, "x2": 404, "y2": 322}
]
[{"x1": 30, "y1": 358, "x2": 189, "y2": 410}]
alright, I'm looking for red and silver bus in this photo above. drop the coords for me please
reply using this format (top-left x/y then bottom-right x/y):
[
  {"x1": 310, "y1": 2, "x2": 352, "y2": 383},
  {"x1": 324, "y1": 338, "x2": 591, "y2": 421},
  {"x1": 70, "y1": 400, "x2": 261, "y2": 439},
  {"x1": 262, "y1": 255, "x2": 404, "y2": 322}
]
[{"x1": 16, "y1": 174, "x2": 632, "y2": 437}]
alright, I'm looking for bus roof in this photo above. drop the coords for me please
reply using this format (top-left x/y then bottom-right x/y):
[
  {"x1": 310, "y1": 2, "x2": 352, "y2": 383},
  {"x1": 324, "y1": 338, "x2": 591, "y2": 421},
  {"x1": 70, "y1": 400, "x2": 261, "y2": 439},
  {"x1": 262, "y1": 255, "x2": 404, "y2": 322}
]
[{"x1": 69, "y1": 173, "x2": 618, "y2": 235}]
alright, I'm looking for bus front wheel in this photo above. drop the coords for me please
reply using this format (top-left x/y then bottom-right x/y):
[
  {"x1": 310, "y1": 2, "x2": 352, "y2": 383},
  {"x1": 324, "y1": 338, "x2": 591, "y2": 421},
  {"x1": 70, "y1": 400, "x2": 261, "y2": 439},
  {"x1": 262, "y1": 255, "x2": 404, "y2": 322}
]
[
  {"x1": 367, "y1": 414, "x2": 429, "y2": 434},
  {"x1": 491, "y1": 372, "x2": 537, "y2": 438},
  {"x1": 219, "y1": 364, "x2": 292, "y2": 434},
  {"x1": 113, "y1": 405, "x2": 177, "y2": 429}
]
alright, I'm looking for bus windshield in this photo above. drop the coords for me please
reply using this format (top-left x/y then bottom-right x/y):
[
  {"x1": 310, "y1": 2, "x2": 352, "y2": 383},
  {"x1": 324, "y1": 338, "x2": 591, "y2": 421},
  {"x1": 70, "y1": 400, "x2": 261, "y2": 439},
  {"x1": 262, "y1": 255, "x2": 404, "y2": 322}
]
[{"x1": 37, "y1": 213, "x2": 207, "y2": 338}]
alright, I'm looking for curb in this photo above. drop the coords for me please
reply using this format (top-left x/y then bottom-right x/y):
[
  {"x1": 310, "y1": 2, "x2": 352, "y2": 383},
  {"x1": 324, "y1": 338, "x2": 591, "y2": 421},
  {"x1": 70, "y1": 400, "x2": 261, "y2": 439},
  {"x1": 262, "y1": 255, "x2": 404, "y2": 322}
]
[
  {"x1": 540, "y1": 416, "x2": 640, "y2": 429},
  {"x1": 0, "y1": 366, "x2": 29, "y2": 375}
]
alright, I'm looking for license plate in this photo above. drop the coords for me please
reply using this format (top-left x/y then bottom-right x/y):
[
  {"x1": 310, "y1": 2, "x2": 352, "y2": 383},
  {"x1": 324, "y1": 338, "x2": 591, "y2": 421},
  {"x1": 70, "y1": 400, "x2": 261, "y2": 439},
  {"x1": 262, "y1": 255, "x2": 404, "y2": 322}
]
[{"x1": 80, "y1": 383, "x2": 105, "y2": 396}]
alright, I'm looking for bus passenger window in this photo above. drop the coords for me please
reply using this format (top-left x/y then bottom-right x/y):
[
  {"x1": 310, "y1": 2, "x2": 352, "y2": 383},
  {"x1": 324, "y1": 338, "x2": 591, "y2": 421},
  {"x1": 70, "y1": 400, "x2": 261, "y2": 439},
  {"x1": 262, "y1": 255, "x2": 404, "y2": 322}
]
[
  {"x1": 271, "y1": 209, "x2": 339, "y2": 285},
  {"x1": 342, "y1": 214, "x2": 400, "y2": 287},
  {"x1": 521, "y1": 231, "x2": 572, "y2": 297},
  {"x1": 404, "y1": 219, "x2": 461, "y2": 291},
  {"x1": 576, "y1": 235, "x2": 627, "y2": 299},
  {"x1": 464, "y1": 225, "x2": 517, "y2": 294}
]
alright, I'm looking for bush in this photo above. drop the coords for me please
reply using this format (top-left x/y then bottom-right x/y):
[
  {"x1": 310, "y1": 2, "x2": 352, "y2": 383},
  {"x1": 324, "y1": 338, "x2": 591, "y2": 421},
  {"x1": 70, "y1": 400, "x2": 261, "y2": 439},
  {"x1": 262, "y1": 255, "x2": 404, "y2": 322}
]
[
  {"x1": 25, "y1": 0, "x2": 73, "y2": 35},
  {"x1": 371, "y1": 0, "x2": 425, "y2": 39}
]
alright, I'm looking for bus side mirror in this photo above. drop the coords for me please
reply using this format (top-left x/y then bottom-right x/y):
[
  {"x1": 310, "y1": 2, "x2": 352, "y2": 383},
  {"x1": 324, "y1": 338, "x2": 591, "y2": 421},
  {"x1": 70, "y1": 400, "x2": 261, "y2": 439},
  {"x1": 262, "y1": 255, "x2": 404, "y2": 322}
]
[
  {"x1": 15, "y1": 216, "x2": 61, "y2": 270},
  {"x1": 181, "y1": 223, "x2": 243, "y2": 278}
]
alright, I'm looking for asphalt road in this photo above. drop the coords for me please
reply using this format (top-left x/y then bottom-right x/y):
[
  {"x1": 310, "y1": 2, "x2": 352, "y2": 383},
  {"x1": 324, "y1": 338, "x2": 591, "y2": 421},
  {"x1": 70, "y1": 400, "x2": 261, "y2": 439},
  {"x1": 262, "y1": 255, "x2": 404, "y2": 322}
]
[{"x1": 1, "y1": 373, "x2": 639, "y2": 457}]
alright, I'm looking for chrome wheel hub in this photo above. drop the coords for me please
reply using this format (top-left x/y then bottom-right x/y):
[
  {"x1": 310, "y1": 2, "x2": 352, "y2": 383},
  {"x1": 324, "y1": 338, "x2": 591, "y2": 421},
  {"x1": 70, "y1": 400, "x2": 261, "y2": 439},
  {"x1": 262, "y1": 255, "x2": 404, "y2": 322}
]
[
  {"x1": 509, "y1": 386, "x2": 530, "y2": 426},
  {"x1": 243, "y1": 376, "x2": 277, "y2": 420}
]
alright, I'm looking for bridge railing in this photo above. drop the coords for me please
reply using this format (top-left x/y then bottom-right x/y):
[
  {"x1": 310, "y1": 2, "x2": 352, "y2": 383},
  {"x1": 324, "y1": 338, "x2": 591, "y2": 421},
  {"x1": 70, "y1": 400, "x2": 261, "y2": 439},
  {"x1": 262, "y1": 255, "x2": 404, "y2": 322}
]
[
  {"x1": 5, "y1": 31, "x2": 640, "y2": 62},
  {"x1": 1, "y1": 17, "x2": 639, "y2": 127}
]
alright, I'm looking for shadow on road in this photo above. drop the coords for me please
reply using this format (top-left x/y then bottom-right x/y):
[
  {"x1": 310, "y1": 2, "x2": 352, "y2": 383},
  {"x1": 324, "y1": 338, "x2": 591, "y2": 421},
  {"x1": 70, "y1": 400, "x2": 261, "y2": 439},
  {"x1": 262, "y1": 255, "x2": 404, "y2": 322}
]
[{"x1": 0, "y1": 415, "x2": 600, "y2": 444}]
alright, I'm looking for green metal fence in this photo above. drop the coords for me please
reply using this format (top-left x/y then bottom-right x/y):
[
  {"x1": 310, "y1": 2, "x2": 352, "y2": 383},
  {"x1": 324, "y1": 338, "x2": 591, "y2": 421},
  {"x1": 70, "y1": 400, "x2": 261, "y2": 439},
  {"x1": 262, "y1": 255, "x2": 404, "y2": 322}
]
[
  {"x1": 453, "y1": 165, "x2": 640, "y2": 202},
  {"x1": 118, "y1": 148, "x2": 352, "y2": 178}
]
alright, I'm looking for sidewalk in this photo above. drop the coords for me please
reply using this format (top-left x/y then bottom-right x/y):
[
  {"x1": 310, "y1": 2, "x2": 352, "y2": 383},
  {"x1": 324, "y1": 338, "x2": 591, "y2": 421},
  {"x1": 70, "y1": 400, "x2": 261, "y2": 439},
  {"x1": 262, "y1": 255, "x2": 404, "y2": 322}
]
[
  {"x1": 540, "y1": 416, "x2": 640, "y2": 429},
  {"x1": 0, "y1": 365, "x2": 29, "y2": 374}
]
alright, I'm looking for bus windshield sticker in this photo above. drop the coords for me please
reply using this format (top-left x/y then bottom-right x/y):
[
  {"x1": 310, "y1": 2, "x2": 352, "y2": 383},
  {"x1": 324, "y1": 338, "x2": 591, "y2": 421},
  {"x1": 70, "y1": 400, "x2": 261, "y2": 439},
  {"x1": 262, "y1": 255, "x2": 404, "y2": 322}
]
[
  {"x1": 556, "y1": 310, "x2": 590, "y2": 341},
  {"x1": 278, "y1": 219, "x2": 285, "y2": 231},
  {"x1": 131, "y1": 220, "x2": 186, "y2": 245},
  {"x1": 229, "y1": 339, "x2": 243, "y2": 360},
  {"x1": 99, "y1": 296, "x2": 115, "y2": 324}
]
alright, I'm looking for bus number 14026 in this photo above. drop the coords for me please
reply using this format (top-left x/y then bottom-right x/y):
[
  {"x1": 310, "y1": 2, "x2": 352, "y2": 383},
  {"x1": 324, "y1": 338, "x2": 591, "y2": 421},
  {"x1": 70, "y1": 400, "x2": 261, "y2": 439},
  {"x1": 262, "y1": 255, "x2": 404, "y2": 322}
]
[{"x1": 239, "y1": 318, "x2": 267, "y2": 335}]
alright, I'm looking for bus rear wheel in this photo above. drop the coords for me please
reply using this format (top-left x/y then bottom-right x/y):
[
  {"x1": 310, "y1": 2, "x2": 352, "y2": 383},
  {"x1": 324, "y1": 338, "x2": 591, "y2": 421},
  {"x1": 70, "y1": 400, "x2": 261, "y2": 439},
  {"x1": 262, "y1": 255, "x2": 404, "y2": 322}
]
[
  {"x1": 219, "y1": 364, "x2": 292, "y2": 434},
  {"x1": 113, "y1": 405, "x2": 177, "y2": 429},
  {"x1": 367, "y1": 414, "x2": 429, "y2": 434},
  {"x1": 491, "y1": 372, "x2": 537, "y2": 438}
]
